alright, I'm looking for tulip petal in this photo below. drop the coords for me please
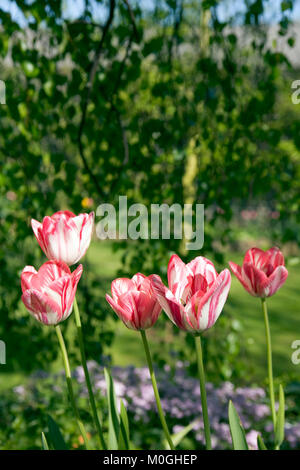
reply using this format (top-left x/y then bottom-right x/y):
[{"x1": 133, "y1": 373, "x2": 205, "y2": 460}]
[
  {"x1": 150, "y1": 274, "x2": 186, "y2": 329},
  {"x1": 244, "y1": 247, "x2": 266, "y2": 268},
  {"x1": 190, "y1": 268, "x2": 231, "y2": 332},
  {"x1": 131, "y1": 290, "x2": 161, "y2": 329},
  {"x1": 21, "y1": 266, "x2": 38, "y2": 292},
  {"x1": 106, "y1": 293, "x2": 137, "y2": 330},
  {"x1": 229, "y1": 261, "x2": 255, "y2": 295},
  {"x1": 167, "y1": 254, "x2": 193, "y2": 303},
  {"x1": 187, "y1": 256, "x2": 218, "y2": 286},
  {"x1": 111, "y1": 278, "x2": 135, "y2": 301},
  {"x1": 31, "y1": 219, "x2": 48, "y2": 254},
  {"x1": 261, "y1": 265, "x2": 288, "y2": 297},
  {"x1": 131, "y1": 272, "x2": 146, "y2": 289},
  {"x1": 242, "y1": 263, "x2": 268, "y2": 297},
  {"x1": 45, "y1": 265, "x2": 82, "y2": 320},
  {"x1": 36, "y1": 260, "x2": 71, "y2": 289},
  {"x1": 71, "y1": 264, "x2": 83, "y2": 287},
  {"x1": 51, "y1": 210, "x2": 76, "y2": 220},
  {"x1": 72, "y1": 212, "x2": 95, "y2": 262},
  {"x1": 21, "y1": 289, "x2": 62, "y2": 325}
]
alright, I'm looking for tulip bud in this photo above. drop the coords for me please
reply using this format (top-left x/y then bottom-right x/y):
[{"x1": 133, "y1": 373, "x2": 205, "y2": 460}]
[
  {"x1": 106, "y1": 273, "x2": 161, "y2": 330},
  {"x1": 229, "y1": 247, "x2": 288, "y2": 298},
  {"x1": 150, "y1": 254, "x2": 231, "y2": 334},
  {"x1": 21, "y1": 260, "x2": 83, "y2": 325},
  {"x1": 31, "y1": 211, "x2": 94, "y2": 266}
]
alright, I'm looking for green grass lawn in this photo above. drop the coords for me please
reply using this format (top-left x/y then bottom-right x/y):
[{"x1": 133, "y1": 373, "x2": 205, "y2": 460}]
[
  {"x1": 85, "y1": 242, "x2": 300, "y2": 382},
  {"x1": 92, "y1": 243, "x2": 300, "y2": 382},
  {"x1": 225, "y1": 253, "x2": 300, "y2": 381},
  {"x1": 0, "y1": 240, "x2": 299, "y2": 391}
]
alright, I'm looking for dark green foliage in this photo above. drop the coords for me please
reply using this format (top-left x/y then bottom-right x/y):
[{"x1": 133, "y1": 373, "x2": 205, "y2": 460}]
[{"x1": 0, "y1": 0, "x2": 298, "y2": 378}]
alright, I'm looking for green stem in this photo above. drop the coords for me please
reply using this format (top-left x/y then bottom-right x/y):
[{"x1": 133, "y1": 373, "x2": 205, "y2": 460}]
[
  {"x1": 73, "y1": 297, "x2": 107, "y2": 449},
  {"x1": 140, "y1": 330, "x2": 175, "y2": 450},
  {"x1": 195, "y1": 335, "x2": 212, "y2": 450},
  {"x1": 55, "y1": 325, "x2": 90, "y2": 450},
  {"x1": 261, "y1": 298, "x2": 277, "y2": 433}
]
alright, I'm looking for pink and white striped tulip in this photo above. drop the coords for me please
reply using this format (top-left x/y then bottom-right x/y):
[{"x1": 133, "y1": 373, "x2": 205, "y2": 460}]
[
  {"x1": 229, "y1": 247, "x2": 288, "y2": 298},
  {"x1": 21, "y1": 260, "x2": 83, "y2": 325},
  {"x1": 150, "y1": 254, "x2": 231, "y2": 334},
  {"x1": 106, "y1": 273, "x2": 162, "y2": 330},
  {"x1": 31, "y1": 210, "x2": 94, "y2": 266}
]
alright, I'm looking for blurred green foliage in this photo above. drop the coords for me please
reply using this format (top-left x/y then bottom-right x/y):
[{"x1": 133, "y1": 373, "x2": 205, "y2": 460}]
[{"x1": 0, "y1": 0, "x2": 299, "y2": 381}]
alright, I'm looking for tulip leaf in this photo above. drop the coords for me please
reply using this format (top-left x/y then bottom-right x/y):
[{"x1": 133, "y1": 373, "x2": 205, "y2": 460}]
[
  {"x1": 257, "y1": 434, "x2": 267, "y2": 450},
  {"x1": 47, "y1": 415, "x2": 68, "y2": 450},
  {"x1": 164, "y1": 420, "x2": 197, "y2": 450},
  {"x1": 228, "y1": 400, "x2": 248, "y2": 450},
  {"x1": 118, "y1": 399, "x2": 130, "y2": 450},
  {"x1": 41, "y1": 432, "x2": 49, "y2": 450},
  {"x1": 104, "y1": 368, "x2": 120, "y2": 450},
  {"x1": 275, "y1": 385, "x2": 285, "y2": 448}
]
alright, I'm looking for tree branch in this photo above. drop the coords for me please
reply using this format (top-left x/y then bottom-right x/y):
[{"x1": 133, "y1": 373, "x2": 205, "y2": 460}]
[
  {"x1": 77, "y1": 0, "x2": 116, "y2": 198},
  {"x1": 122, "y1": 0, "x2": 140, "y2": 43}
]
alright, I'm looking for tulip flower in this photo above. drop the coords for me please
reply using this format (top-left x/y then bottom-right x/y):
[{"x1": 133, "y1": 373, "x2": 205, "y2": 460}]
[
  {"x1": 106, "y1": 273, "x2": 162, "y2": 330},
  {"x1": 150, "y1": 254, "x2": 231, "y2": 450},
  {"x1": 31, "y1": 210, "x2": 106, "y2": 447},
  {"x1": 229, "y1": 247, "x2": 288, "y2": 298},
  {"x1": 21, "y1": 259, "x2": 89, "y2": 447},
  {"x1": 150, "y1": 254, "x2": 231, "y2": 334},
  {"x1": 21, "y1": 260, "x2": 83, "y2": 325},
  {"x1": 106, "y1": 273, "x2": 174, "y2": 449},
  {"x1": 31, "y1": 210, "x2": 94, "y2": 266},
  {"x1": 229, "y1": 247, "x2": 288, "y2": 444}
]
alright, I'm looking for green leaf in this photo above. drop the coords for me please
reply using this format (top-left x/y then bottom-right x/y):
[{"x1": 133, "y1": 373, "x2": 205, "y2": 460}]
[
  {"x1": 41, "y1": 432, "x2": 49, "y2": 450},
  {"x1": 118, "y1": 399, "x2": 130, "y2": 450},
  {"x1": 275, "y1": 385, "x2": 285, "y2": 448},
  {"x1": 228, "y1": 401, "x2": 248, "y2": 450},
  {"x1": 257, "y1": 434, "x2": 267, "y2": 450},
  {"x1": 164, "y1": 420, "x2": 197, "y2": 450},
  {"x1": 47, "y1": 415, "x2": 68, "y2": 450},
  {"x1": 104, "y1": 368, "x2": 120, "y2": 450}
]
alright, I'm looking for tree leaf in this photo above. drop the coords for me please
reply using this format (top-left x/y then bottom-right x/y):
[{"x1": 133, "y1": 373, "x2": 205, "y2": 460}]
[
  {"x1": 104, "y1": 368, "x2": 120, "y2": 450},
  {"x1": 118, "y1": 399, "x2": 130, "y2": 450},
  {"x1": 228, "y1": 400, "x2": 248, "y2": 450},
  {"x1": 47, "y1": 415, "x2": 68, "y2": 450},
  {"x1": 41, "y1": 432, "x2": 49, "y2": 450},
  {"x1": 164, "y1": 420, "x2": 197, "y2": 450},
  {"x1": 257, "y1": 434, "x2": 267, "y2": 450}
]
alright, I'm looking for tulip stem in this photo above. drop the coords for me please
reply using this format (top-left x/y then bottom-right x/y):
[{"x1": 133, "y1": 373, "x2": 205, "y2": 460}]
[
  {"x1": 140, "y1": 330, "x2": 175, "y2": 450},
  {"x1": 261, "y1": 298, "x2": 277, "y2": 433},
  {"x1": 55, "y1": 324, "x2": 90, "y2": 450},
  {"x1": 195, "y1": 335, "x2": 212, "y2": 450},
  {"x1": 73, "y1": 297, "x2": 107, "y2": 450}
]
